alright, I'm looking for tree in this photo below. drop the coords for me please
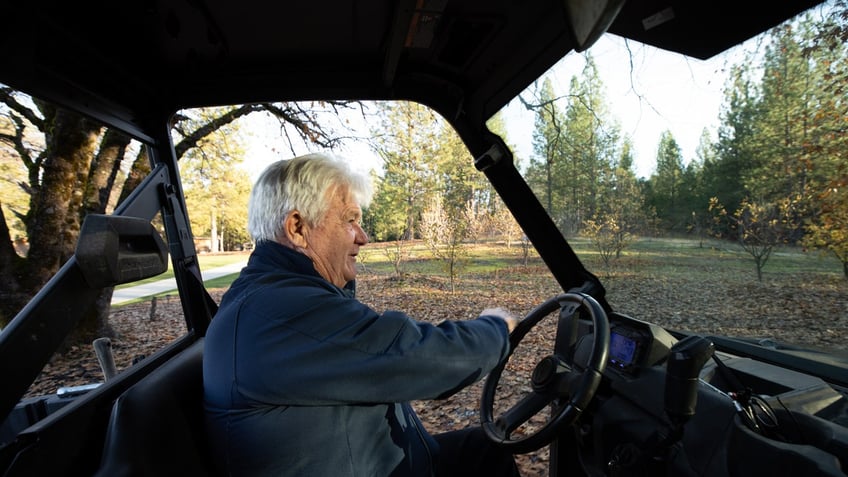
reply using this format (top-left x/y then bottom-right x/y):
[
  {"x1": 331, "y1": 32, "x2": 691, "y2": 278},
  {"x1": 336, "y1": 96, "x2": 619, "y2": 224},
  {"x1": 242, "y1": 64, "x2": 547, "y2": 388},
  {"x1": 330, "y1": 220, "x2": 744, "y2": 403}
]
[
  {"x1": 597, "y1": 139, "x2": 648, "y2": 237},
  {"x1": 695, "y1": 5, "x2": 848, "y2": 281},
  {"x1": 525, "y1": 78, "x2": 566, "y2": 221},
  {"x1": 584, "y1": 139, "x2": 643, "y2": 271},
  {"x1": 803, "y1": 173, "x2": 848, "y2": 278},
  {"x1": 382, "y1": 238, "x2": 413, "y2": 280},
  {"x1": 709, "y1": 11, "x2": 846, "y2": 247},
  {"x1": 0, "y1": 84, "x2": 359, "y2": 338},
  {"x1": 420, "y1": 196, "x2": 469, "y2": 292},
  {"x1": 745, "y1": 18, "x2": 835, "y2": 208},
  {"x1": 706, "y1": 64, "x2": 761, "y2": 221},
  {"x1": 0, "y1": 93, "x2": 112, "y2": 335},
  {"x1": 368, "y1": 101, "x2": 440, "y2": 242},
  {"x1": 365, "y1": 101, "x2": 444, "y2": 280},
  {"x1": 647, "y1": 131, "x2": 687, "y2": 230},
  {"x1": 179, "y1": 109, "x2": 252, "y2": 252},
  {"x1": 434, "y1": 116, "x2": 499, "y2": 242},
  {"x1": 710, "y1": 196, "x2": 800, "y2": 281},
  {"x1": 583, "y1": 216, "x2": 631, "y2": 271},
  {"x1": 688, "y1": 129, "x2": 718, "y2": 245},
  {"x1": 557, "y1": 56, "x2": 618, "y2": 234},
  {"x1": 0, "y1": 140, "x2": 28, "y2": 244},
  {"x1": 524, "y1": 54, "x2": 619, "y2": 235},
  {"x1": 798, "y1": 1, "x2": 848, "y2": 277},
  {"x1": 490, "y1": 204, "x2": 524, "y2": 248}
]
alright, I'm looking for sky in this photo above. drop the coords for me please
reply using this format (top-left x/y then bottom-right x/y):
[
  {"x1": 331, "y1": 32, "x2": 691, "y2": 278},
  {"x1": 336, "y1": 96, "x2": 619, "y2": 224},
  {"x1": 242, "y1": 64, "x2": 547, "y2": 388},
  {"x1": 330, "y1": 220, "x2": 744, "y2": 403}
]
[
  {"x1": 243, "y1": 30, "x2": 760, "y2": 181},
  {"x1": 498, "y1": 33, "x2": 753, "y2": 179}
]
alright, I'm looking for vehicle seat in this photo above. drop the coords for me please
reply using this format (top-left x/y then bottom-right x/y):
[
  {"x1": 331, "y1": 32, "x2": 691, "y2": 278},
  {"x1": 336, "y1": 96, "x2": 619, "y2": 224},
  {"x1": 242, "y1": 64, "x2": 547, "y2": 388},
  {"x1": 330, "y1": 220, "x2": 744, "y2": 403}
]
[{"x1": 95, "y1": 338, "x2": 219, "y2": 476}]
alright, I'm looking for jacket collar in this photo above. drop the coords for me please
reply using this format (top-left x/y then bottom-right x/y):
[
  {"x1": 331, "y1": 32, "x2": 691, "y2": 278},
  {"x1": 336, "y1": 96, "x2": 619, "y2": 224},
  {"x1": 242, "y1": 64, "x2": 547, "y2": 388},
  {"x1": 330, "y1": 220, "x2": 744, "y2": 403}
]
[{"x1": 249, "y1": 240, "x2": 356, "y2": 296}]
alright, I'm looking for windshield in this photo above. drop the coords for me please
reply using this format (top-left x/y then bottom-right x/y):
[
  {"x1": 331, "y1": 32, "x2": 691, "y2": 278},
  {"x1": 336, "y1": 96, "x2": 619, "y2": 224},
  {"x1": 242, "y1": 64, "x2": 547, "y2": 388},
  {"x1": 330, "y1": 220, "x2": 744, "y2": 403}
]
[{"x1": 490, "y1": 5, "x2": 847, "y2": 353}]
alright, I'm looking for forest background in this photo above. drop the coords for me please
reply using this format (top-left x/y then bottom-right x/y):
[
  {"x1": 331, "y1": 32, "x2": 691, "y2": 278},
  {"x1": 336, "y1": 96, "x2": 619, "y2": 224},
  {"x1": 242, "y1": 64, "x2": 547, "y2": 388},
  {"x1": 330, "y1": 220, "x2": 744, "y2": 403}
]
[{"x1": 0, "y1": 1, "x2": 846, "y2": 344}]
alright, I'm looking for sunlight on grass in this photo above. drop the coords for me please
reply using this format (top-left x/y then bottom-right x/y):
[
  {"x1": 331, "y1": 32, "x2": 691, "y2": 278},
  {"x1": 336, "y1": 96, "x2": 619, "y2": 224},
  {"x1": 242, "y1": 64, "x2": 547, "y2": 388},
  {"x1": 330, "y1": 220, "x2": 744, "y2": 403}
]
[
  {"x1": 357, "y1": 236, "x2": 844, "y2": 283},
  {"x1": 116, "y1": 237, "x2": 845, "y2": 306},
  {"x1": 589, "y1": 237, "x2": 843, "y2": 281}
]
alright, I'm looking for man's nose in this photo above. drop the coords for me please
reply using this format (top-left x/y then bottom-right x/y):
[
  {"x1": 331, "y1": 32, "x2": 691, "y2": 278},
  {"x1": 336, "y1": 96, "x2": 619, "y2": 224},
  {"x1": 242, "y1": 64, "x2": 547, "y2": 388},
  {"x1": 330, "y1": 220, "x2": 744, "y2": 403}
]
[{"x1": 355, "y1": 223, "x2": 369, "y2": 245}]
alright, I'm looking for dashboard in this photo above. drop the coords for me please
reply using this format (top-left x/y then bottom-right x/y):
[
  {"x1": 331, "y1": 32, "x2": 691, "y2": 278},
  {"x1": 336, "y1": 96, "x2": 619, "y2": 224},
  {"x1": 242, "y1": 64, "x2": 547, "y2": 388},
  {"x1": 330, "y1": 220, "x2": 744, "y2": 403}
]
[{"x1": 571, "y1": 311, "x2": 848, "y2": 476}]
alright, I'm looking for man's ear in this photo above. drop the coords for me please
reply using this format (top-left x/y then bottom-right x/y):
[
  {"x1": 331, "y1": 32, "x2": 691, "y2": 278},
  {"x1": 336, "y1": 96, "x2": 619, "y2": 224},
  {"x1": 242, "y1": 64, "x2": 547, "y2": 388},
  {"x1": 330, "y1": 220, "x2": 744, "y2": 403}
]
[{"x1": 283, "y1": 210, "x2": 309, "y2": 248}]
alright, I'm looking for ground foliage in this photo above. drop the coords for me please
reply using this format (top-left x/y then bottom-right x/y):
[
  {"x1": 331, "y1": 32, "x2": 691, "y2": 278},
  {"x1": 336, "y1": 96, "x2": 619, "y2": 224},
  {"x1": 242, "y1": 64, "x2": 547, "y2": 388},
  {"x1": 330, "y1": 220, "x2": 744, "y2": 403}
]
[{"x1": 25, "y1": 247, "x2": 848, "y2": 476}]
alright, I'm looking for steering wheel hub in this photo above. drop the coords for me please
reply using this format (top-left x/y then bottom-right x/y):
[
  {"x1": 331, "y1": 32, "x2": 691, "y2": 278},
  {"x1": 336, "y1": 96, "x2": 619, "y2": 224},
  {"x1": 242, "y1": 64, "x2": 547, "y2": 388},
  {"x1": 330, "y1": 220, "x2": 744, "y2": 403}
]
[{"x1": 531, "y1": 356, "x2": 560, "y2": 389}]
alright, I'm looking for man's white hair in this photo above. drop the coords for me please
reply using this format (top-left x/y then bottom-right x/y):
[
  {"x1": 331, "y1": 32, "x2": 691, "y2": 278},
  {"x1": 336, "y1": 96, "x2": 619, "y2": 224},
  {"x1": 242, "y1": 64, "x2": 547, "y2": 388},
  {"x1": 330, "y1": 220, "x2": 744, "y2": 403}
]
[{"x1": 247, "y1": 153, "x2": 373, "y2": 243}]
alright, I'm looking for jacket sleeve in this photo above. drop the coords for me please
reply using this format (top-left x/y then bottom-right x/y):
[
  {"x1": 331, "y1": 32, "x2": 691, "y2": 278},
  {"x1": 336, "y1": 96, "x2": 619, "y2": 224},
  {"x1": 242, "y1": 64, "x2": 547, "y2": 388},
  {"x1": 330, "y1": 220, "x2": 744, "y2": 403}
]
[{"x1": 230, "y1": 283, "x2": 511, "y2": 406}]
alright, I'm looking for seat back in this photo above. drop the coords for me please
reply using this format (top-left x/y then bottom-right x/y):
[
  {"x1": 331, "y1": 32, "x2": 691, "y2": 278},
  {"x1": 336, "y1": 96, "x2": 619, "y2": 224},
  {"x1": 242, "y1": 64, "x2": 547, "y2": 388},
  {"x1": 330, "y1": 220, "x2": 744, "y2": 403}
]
[{"x1": 95, "y1": 338, "x2": 218, "y2": 476}]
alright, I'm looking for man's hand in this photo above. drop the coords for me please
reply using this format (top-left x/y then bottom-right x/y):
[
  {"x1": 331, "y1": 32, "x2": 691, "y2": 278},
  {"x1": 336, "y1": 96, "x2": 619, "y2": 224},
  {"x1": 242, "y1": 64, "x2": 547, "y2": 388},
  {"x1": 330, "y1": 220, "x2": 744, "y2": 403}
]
[{"x1": 480, "y1": 307, "x2": 519, "y2": 333}]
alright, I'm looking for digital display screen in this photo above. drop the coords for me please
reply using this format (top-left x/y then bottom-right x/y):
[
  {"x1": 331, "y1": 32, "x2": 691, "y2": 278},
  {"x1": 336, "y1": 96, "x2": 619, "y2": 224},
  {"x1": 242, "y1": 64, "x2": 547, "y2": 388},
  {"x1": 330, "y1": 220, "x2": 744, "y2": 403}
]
[{"x1": 609, "y1": 331, "x2": 638, "y2": 367}]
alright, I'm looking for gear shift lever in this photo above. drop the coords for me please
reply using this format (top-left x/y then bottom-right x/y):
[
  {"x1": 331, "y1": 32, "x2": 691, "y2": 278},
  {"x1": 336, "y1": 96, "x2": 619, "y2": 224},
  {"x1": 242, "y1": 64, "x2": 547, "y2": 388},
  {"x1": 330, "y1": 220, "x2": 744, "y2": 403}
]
[
  {"x1": 608, "y1": 335, "x2": 715, "y2": 474},
  {"x1": 664, "y1": 335, "x2": 715, "y2": 424}
]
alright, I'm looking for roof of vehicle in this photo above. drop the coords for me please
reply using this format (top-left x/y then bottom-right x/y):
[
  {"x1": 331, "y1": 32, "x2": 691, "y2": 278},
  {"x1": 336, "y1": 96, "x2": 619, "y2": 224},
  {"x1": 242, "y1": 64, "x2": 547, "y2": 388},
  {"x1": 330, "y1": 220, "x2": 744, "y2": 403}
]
[{"x1": 2, "y1": 0, "x2": 824, "y2": 154}]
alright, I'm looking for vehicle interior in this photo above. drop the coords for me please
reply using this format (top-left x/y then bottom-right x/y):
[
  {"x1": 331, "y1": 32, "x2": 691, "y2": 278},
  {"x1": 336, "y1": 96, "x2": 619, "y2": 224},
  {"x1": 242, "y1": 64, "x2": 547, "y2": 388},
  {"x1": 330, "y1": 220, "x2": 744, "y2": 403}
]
[{"x1": 1, "y1": 0, "x2": 846, "y2": 476}]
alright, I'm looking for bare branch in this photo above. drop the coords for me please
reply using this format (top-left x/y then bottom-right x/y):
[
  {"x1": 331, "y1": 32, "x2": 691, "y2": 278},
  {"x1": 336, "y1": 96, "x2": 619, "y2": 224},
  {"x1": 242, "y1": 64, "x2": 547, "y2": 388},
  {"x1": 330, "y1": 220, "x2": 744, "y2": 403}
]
[
  {"x1": 0, "y1": 87, "x2": 43, "y2": 130},
  {"x1": 173, "y1": 104, "x2": 264, "y2": 159}
]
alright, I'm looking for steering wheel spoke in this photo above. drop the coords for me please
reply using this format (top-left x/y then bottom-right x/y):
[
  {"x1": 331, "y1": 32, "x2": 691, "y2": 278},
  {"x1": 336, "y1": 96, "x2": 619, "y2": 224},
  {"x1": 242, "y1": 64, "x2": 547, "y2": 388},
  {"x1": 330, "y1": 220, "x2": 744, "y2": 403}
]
[
  {"x1": 558, "y1": 365, "x2": 584, "y2": 395},
  {"x1": 493, "y1": 391, "x2": 553, "y2": 439},
  {"x1": 480, "y1": 293, "x2": 610, "y2": 453}
]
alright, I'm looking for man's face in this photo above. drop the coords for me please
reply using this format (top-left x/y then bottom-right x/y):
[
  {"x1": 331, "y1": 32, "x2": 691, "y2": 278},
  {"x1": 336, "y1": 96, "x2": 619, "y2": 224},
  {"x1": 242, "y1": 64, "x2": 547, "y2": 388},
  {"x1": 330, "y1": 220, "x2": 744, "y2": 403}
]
[{"x1": 302, "y1": 188, "x2": 368, "y2": 288}]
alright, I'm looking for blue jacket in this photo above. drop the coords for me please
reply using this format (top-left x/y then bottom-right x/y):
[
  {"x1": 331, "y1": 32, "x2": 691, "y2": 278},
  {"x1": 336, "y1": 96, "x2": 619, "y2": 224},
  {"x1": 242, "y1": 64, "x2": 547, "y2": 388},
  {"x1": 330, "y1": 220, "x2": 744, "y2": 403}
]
[{"x1": 203, "y1": 241, "x2": 511, "y2": 476}]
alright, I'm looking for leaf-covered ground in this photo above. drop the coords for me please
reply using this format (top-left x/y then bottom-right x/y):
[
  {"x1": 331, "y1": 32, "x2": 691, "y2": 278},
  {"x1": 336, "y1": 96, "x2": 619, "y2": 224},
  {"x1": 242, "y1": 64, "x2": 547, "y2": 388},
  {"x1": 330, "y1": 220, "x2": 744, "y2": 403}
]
[{"x1": 26, "y1": 250, "x2": 848, "y2": 476}]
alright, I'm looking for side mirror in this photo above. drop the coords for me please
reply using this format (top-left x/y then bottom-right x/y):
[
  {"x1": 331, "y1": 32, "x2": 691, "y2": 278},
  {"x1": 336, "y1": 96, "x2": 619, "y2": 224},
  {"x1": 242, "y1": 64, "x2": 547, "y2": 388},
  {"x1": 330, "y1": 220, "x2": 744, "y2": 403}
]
[
  {"x1": 564, "y1": 0, "x2": 626, "y2": 51},
  {"x1": 75, "y1": 214, "x2": 168, "y2": 288}
]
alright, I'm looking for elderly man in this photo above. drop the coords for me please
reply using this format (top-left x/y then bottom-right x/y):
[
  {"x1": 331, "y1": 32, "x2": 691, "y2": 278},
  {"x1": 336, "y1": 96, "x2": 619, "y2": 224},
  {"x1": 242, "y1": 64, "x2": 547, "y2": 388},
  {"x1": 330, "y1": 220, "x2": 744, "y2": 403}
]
[{"x1": 203, "y1": 153, "x2": 520, "y2": 476}]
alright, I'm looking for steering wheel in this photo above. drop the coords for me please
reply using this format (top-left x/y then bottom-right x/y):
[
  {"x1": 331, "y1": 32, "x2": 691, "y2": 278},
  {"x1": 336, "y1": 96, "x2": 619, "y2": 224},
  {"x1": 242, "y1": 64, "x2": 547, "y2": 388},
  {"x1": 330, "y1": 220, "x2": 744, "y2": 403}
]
[{"x1": 480, "y1": 292, "x2": 610, "y2": 453}]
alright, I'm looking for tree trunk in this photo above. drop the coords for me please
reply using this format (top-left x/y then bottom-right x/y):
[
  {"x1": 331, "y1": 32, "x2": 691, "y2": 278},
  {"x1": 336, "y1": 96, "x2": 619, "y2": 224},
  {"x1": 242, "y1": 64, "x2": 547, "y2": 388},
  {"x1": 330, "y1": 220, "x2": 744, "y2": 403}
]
[
  {"x1": 6, "y1": 111, "x2": 101, "y2": 319},
  {"x1": 66, "y1": 287, "x2": 116, "y2": 352},
  {"x1": 26, "y1": 109, "x2": 99, "y2": 281},
  {"x1": 117, "y1": 147, "x2": 151, "y2": 206},
  {"x1": 84, "y1": 129, "x2": 131, "y2": 216},
  {"x1": 211, "y1": 209, "x2": 218, "y2": 253},
  {"x1": 0, "y1": 204, "x2": 26, "y2": 325}
]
